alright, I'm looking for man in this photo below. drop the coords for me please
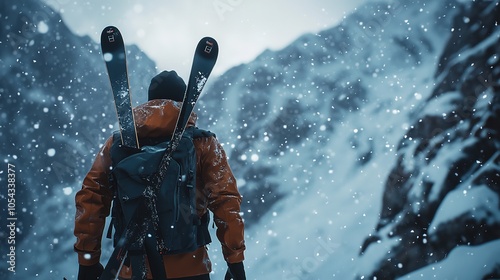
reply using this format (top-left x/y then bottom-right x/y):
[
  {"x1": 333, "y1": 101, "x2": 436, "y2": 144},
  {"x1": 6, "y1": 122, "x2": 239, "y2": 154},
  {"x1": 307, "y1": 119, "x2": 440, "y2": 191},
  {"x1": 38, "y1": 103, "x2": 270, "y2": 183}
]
[{"x1": 74, "y1": 70, "x2": 246, "y2": 280}]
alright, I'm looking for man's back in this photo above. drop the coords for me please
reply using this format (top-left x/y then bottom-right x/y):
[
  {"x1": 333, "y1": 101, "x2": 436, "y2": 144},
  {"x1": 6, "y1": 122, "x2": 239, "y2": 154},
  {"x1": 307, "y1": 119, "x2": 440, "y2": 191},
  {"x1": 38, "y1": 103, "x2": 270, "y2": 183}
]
[{"x1": 75, "y1": 88, "x2": 245, "y2": 279}]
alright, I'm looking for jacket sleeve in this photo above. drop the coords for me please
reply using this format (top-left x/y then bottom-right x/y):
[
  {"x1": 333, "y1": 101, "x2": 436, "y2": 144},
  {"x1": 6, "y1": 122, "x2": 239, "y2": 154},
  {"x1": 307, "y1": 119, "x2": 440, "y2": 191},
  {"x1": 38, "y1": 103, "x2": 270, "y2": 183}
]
[
  {"x1": 196, "y1": 136, "x2": 246, "y2": 263},
  {"x1": 74, "y1": 137, "x2": 114, "y2": 266}
]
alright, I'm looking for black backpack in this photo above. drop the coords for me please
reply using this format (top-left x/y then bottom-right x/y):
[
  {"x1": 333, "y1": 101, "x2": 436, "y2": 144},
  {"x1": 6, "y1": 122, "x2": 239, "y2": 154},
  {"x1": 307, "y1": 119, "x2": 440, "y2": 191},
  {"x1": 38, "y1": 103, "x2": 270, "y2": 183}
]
[{"x1": 106, "y1": 126, "x2": 213, "y2": 255}]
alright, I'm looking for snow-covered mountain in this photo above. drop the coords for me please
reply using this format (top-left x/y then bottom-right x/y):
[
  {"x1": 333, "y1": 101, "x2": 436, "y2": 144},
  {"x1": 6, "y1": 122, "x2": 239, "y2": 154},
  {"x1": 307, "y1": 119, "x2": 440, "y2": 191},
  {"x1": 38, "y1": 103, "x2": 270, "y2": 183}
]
[
  {"x1": 198, "y1": 0, "x2": 500, "y2": 279},
  {"x1": 0, "y1": 0, "x2": 156, "y2": 278},
  {"x1": 357, "y1": 1, "x2": 500, "y2": 279},
  {"x1": 0, "y1": 0, "x2": 498, "y2": 279}
]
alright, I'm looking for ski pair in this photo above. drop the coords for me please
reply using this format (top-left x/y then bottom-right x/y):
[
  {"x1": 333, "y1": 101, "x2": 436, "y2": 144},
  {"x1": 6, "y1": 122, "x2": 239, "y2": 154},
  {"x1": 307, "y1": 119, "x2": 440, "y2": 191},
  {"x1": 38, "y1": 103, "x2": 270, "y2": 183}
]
[{"x1": 99, "y1": 26, "x2": 219, "y2": 280}]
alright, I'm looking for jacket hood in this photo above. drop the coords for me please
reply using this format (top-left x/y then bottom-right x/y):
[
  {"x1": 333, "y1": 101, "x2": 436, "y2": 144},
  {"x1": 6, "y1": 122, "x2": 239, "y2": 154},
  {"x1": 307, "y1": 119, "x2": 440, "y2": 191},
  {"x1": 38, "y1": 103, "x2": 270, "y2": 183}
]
[{"x1": 133, "y1": 99, "x2": 197, "y2": 138}]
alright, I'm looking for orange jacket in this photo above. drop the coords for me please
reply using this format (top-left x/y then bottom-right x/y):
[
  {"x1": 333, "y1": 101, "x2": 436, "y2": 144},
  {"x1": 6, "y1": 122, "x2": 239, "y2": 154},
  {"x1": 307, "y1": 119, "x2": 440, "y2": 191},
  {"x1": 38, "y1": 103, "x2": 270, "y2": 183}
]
[{"x1": 74, "y1": 99, "x2": 245, "y2": 278}]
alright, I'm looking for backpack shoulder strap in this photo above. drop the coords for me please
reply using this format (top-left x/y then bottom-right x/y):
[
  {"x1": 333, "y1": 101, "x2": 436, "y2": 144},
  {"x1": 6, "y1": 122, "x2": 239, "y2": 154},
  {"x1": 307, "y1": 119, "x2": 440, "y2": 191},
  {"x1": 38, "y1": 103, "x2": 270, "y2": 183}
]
[
  {"x1": 191, "y1": 127, "x2": 216, "y2": 139},
  {"x1": 110, "y1": 131, "x2": 142, "y2": 165},
  {"x1": 111, "y1": 130, "x2": 121, "y2": 147}
]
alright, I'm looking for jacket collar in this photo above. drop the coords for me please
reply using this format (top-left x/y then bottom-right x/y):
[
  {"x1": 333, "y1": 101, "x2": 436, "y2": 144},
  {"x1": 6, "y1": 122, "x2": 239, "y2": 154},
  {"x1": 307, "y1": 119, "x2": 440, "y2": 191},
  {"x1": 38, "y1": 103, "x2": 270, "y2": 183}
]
[{"x1": 133, "y1": 99, "x2": 197, "y2": 138}]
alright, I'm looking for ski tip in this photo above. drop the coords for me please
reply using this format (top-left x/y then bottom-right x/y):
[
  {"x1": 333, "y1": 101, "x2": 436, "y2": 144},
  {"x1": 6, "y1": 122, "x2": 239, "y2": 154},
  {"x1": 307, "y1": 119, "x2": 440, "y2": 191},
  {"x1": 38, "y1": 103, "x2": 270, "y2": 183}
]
[
  {"x1": 196, "y1": 37, "x2": 219, "y2": 60},
  {"x1": 100, "y1": 25, "x2": 124, "y2": 54},
  {"x1": 101, "y1": 26, "x2": 121, "y2": 38}
]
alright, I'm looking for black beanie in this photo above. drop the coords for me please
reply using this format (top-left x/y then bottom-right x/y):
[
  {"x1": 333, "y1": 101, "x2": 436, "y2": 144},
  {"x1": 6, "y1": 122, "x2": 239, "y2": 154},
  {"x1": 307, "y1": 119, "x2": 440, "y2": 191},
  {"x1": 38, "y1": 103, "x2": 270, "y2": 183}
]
[{"x1": 148, "y1": 70, "x2": 186, "y2": 101}]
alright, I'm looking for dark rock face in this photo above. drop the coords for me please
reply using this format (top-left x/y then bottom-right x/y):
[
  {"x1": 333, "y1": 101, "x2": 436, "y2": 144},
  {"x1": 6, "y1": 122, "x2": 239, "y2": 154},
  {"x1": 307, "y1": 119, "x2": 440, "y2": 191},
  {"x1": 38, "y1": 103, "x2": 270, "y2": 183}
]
[{"x1": 359, "y1": 1, "x2": 500, "y2": 279}]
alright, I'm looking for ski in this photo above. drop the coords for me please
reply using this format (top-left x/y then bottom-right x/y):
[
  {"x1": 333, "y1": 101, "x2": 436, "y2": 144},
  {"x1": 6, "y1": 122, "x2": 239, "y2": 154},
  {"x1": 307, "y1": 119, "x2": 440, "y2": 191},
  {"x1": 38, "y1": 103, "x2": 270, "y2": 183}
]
[
  {"x1": 146, "y1": 36, "x2": 219, "y2": 255},
  {"x1": 100, "y1": 36, "x2": 219, "y2": 280},
  {"x1": 100, "y1": 26, "x2": 139, "y2": 149}
]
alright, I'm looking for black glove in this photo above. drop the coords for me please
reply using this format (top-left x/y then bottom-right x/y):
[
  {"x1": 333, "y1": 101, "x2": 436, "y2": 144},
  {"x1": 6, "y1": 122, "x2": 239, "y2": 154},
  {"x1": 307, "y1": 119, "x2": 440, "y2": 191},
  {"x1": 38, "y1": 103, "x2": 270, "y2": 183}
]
[
  {"x1": 78, "y1": 263, "x2": 104, "y2": 280},
  {"x1": 225, "y1": 262, "x2": 246, "y2": 280}
]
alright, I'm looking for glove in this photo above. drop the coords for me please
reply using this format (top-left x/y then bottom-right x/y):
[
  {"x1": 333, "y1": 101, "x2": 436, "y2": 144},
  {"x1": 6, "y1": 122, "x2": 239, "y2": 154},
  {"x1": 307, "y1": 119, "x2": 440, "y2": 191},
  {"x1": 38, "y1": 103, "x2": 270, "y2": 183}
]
[
  {"x1": 225, "y1": 262, "x2": 246, "y2": 280},
  {"x1": 78, "y1": 263, "x2": 104, "y2": 280}
]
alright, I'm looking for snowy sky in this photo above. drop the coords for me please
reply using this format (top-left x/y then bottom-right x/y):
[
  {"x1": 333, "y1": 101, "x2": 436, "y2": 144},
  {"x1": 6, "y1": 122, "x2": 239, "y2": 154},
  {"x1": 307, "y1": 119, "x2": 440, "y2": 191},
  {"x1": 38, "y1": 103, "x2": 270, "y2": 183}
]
[{"x1": 42, "y1": 0, "x2": 367, "y2": 78}]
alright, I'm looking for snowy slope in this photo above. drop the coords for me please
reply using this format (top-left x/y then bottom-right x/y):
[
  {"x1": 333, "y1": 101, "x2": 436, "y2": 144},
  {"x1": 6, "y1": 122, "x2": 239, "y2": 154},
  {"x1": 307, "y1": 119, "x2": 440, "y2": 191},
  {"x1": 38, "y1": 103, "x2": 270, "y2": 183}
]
[
  {"x1": 1, "y1": 0, "x2": 499, "y2": 279},
  {"x1": 197, "y1": 0, "x2": 500, "y2": 279}
]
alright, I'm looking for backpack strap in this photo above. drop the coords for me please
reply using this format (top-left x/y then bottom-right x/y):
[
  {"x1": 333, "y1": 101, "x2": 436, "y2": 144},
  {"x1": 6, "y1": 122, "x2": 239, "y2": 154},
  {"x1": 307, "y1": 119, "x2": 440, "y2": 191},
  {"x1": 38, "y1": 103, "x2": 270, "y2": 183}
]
[
  {"x1": 192, "y1": 127, "x2": 216, "y2": 139},
  {"x1": 107, "y1": 131, "x2": 140, "y2": 242},
  {"x1": 197, "y1": 211, "x2": 212, "y2": 246},
  {"x1": 106, "y1": 131, "x2": 121, "y2": 241},
  {"x1": 190, "y1": 127, "x2": 214, "y2": 247}
]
